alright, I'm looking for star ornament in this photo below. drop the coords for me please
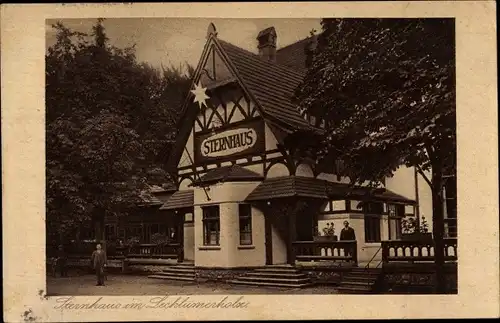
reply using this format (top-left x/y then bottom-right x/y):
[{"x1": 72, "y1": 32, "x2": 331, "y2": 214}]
[{"x1": 191, "y1": 82, "x2": 210, "y2": 108}]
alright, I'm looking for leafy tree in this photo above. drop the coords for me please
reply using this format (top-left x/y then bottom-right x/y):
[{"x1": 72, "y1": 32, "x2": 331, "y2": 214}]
[
  {"x1": 294, "y1": 18, "x2": 455, "y2": 293},
  {"x1": 46, "y1": 19, "x2": 193, "y2": 245}
]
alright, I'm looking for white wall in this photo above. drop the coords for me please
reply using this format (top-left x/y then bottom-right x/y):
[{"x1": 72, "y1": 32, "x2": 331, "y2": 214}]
[
  {"x1": 193, "y1": 182, "x2": 266, "y2": 268},
  {"x1": 265, "y1": 123, "x2": 278, "y2": 151},
  {"x1": 183, "y1": 223, "x2": 195, "y2": 261},
  {"x1": 235, "y1": 206, "x2": 266, "y2": 267}
]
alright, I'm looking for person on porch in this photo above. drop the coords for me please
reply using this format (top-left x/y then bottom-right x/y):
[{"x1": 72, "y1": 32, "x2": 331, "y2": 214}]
[
  {"x1": 340, "y1": 221, "x2": 356, "y2": 260},
  {"x1": 91, "y1": 244, "x2": 107, "y2": 286}
]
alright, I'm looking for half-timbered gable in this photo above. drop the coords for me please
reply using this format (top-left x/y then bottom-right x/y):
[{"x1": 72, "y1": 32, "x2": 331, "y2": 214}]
[{"x1": 169, "y1": 24, "x2": 321, "y2": 189}]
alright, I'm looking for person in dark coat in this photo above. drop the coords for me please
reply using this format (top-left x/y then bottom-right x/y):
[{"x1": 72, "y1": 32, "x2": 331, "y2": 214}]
[
  {"x1": 56, "y1": 244, "x2": 68, "y2": 277},
  {"x1": 340, "y1": 221, "x2": 356, "y2": 241},
  {"x1": 91, "y1": 244, "x2": 107, "y2": 286},
  {"x1": 340, "y1": 221, "x2": 356, "y2": 260}
]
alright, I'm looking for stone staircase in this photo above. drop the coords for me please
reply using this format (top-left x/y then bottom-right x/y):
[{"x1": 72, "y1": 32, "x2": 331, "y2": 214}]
[
  {"x1": 227, "y1": 265, "x2": 314, "y2": 288},
  {"x1": 148, "y1": 263, "x2": 195, "y2": 282},
  {"x1": 337, "y1": 267, "x2": 382, "y2": 294}
]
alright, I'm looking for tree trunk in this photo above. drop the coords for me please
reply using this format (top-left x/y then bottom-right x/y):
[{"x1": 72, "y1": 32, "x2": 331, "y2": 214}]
[{"x1": 431, "y1": 168, "x2": 447, "y2": 293}]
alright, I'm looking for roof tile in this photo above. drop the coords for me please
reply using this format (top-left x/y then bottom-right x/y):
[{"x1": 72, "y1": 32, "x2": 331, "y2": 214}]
[
  {"x1": 192, "y1": 165, "x2": 263, "y2": 186},
  {"x1": 219, "y1": 40, "x2": 312, "y2": 131},
  {"x1": 159, "y1": 190, "x2": 194, "y2": 210}
]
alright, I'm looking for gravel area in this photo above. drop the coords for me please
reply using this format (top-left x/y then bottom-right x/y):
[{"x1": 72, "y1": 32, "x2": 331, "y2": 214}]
[{"x1": 47, "y1": 274, "x2": 339, "y2": 296}]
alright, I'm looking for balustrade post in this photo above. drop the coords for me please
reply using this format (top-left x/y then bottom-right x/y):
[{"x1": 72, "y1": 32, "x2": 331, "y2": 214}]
[
  {"x1": 352, "y1": 241, "x2": 358, "y2": 266},
  {"x1": 381, "y1": 241, "x2": 388, "y2": 264}
]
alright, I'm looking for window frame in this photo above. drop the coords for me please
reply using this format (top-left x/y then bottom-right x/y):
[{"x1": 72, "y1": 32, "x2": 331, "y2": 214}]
[
  {"x1": 238, "y1": 203, "x2": 253, "y2": 245},
  {"x1": 202, "y1": 205, "x2": 221, "y2": 246}
]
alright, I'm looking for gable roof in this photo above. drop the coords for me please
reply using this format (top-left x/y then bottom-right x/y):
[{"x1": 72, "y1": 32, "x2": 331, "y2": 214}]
[
  {"x1": 191, "y1": 165, "x2": 264, "y2": 186},
  {"x1": 275, "y1": 37, "x2": 311, "y2": 73},
  {"x1": 167, "y1": 31, "x2": 321, "y2": 172},
  {"x1": 218, "y1": 39, "x2": 313, "y2": 132}
]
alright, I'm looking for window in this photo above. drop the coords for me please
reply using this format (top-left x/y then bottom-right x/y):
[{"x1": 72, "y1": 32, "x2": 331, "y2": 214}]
[
  {"x1": 445, "y1": 219, "x2": 457, "y2": 238},
  {"x1": 104, "y1": 224, "x2": 116, "y2": 241},
  {"x1": 202, "y1": 206, "x2": 220, "y2": 246},
  {"x1": 388, "y1": 204, "x2": 404, "y2": 240},
  {"x1": 239, "y1": 204, "x2": 252, "y2": 245},
  {"x1": 185, "y1": 213, "x2": 194, "y2": 223},
  {"x1": 365, "y1": 215, "x2": 381, "y2": 242}
]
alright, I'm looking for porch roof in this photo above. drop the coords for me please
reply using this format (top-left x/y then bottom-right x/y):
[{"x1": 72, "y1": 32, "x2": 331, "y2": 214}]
[
  {"x1": 327, "y1": 183, "x2": 416, "y2": 205},
  {"x1": 244, "y1": 175, "x2": 416, "y2": 205},
  {"x1": 191, "y1": 165, "x2": 264, "y2": 187},
  {"x1": 159, "y1": 190, "x2": 194, "y2": 210},
  {"x1": 245, "y1": 176, "x2": 330, "y2": 201}
]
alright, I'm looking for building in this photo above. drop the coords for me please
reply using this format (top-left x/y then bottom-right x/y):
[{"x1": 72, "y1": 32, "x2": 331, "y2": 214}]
[{"x1": 152, "y1": 23, "x2": 441, "y2": 270}]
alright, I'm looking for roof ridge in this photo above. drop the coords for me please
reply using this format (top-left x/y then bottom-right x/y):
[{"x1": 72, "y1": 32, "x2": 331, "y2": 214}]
[
  {"x1": 276, "y1": 36, "x2": 312, "y2": 53},
  {"x1": 218, "y1": 39, "x2": 305, "y2": 79}
]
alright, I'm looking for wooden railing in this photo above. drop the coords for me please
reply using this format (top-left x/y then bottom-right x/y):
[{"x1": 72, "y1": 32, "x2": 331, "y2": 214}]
[
  {"x1": 292, "y1": 240, "x2": 357, "y2": 263},
  {"x1": 127, "y1": 243, "x2": 181, "y2": 259},
  {"x1": 382, "y1": 238, "x2": 458, "y2": 263}
]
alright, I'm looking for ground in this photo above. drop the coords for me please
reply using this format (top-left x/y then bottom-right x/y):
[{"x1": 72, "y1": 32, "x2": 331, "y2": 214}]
[{"x1": 47, "y1": 274, "x2": 339, "y2": 296}]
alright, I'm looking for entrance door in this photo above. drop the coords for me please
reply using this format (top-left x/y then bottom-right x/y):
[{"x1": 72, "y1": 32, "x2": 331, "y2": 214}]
[{"x1": 264, "y1": 214, "x2": 273, "y2": 265}]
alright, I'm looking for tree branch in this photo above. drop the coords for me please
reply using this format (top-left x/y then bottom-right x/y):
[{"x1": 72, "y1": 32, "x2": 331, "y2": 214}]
[{"x1": 416, "y1": 164, "x2": 433, "y2": 190}]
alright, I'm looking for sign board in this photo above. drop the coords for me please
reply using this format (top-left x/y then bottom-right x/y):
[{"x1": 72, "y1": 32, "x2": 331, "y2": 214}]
[{"x1": 194, "y1": 119, "x2": 265, "y2": 164}]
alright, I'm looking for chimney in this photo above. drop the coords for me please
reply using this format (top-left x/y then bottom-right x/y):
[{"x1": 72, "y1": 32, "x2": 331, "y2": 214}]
[
  {"x1": 304, "y1": 34, "x2": 318, "y2": 68},
  {"x1": 257, "y1": 27, "x2": 277, "y2": 62}
]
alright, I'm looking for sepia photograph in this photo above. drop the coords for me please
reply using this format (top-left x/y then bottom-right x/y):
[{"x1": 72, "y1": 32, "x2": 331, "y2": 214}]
[
  {"x1": 45, "y1": 17, "x2": 457, "y2": 296},
  {"x1": 2, "y1": 2, "x2": 498, "y2": 321}
]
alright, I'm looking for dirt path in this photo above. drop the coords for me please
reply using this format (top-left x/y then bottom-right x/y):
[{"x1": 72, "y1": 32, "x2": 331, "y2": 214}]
[{"x1": 47, "y1": 274, "x2": 339, "y2": 296}]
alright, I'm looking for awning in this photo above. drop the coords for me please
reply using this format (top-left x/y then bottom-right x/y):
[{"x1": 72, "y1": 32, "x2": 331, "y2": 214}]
[
  {"x1": 191, "y1": 165, "x2": 263, "y2": 187},
  {"x1": 245, "y1": 176, "x2": 330, "y2": 201},
  {"x1": 159, "y1": 190, "x2": 194, "y2": 210},
  {"x1": 327, "y1": 183, "x2": 416, "y2": 205},
  {"x1": 137, "y1": 190, "x2": 163, "y2": 207},
  {"x1": 244, "y1": 175, "x2": 416, "y2": 205}
]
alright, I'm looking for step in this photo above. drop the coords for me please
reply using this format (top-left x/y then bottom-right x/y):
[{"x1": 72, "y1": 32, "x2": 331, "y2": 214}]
[
  {"x1": 161, "y1": 268, "x2": 195, "y2": 273},
  {"x1": 247, "y1": 272, "x2": 307, "y2": 278},
  {"x1": 171, "y1": 264, "x2": 195, "y2": 269},
  {"x1": 255, "y1": 268, "x2": 302, "y2": 274},
  {"x1": 227, "y1": 279, "x2": 314, "y2": 289},
  {"x1": 148, "y1": 275, "x2": 195, "y2": 282},
  {"x1": 351, "y1": 268, "x2": 382, "y2": 273},
  {"x1": 347, "y1": 271, "x2": 381, "y2": 277},
  {"x1": 237, "y1": 276, "x2": 311, "y2": 283},
  {"x1": 155, "y1": 272, "x2": 195, "y2": 278}
]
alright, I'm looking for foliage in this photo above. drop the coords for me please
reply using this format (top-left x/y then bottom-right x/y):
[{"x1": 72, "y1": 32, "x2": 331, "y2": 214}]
[
  {"x1": 321, "y1": 222, "x2": 336, "y2": 236},
  {"x1": 151, "y1": 233, "x2": 169, "y2": 245},
  {"x1": 125, "y1": 236, "x2": 141, "y2": 247},
  {"x1": 46, "y1": 19, "x2": 193, "y2": 243},
  {"x1": 402, "y1": 216, "x2": 429, "y2": 234},
  {"x1": 294, "y1": 18, "x2": 455, "y2": 186},
  {"x1": 294, "y1": 18, "x2": 455, "y2": 292}
]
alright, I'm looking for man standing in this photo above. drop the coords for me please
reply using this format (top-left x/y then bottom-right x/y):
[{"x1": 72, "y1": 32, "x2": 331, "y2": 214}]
[
  {"x1": 340, "y1": 221, "x2": 356, "y2": 241},
  {"x1": 91, "y1": 244, "x2": 107, "y2": 286},
  {"x1": 340, "y1": 221, "x2": 356, "y2": 261}
]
